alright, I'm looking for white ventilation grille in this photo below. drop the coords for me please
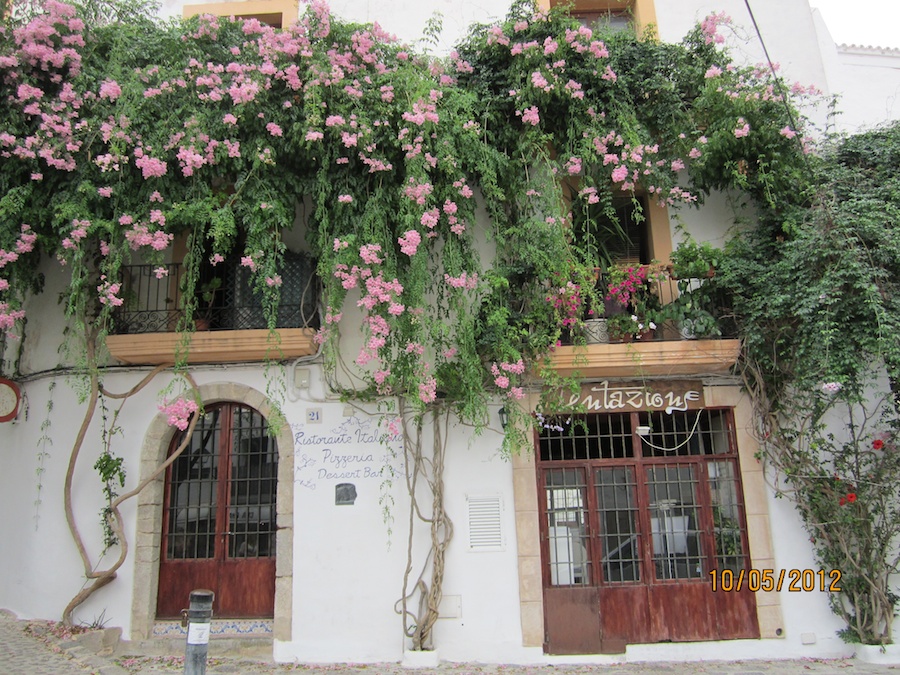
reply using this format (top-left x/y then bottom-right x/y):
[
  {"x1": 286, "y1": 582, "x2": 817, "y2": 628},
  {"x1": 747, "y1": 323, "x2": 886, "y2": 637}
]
[{"x1": 467, "y1": 495, "x2": 504, "y2": 551}]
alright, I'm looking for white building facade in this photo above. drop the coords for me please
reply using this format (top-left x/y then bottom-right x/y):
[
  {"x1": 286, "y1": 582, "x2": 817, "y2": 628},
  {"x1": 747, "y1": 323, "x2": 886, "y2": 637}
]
[{"x1": 1, "y1": 0, "x2": 898, "y2": 666}]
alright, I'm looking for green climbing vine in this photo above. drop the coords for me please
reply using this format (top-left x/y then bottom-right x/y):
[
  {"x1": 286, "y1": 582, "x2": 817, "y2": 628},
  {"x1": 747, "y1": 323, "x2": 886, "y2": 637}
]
[{"x1": 3, "y1": 0, "x2": 897, "y2": 646}]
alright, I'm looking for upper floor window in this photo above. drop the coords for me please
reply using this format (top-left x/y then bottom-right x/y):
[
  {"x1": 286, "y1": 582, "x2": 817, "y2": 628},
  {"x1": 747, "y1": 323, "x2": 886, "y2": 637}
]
[
  {"x1": 597, "y1": 196, "x2": 649, "y2": 266},
  {"x1": 183, "y1": 0, "x2": 299, "y2": 29},
  {"x1": 571, "y1": 192, "x2": 650, "y2": 268},
  {"x1": 545, "y1": 0, "x2": 656, "y2": 37},
  {"x1": 570, "y1": 9, "x2": 632, "y2": 32}
]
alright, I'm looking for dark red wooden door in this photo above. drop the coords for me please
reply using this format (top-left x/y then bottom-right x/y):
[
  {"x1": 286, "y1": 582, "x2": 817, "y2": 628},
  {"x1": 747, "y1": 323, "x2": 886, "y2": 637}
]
[
  {"x1": 157, "y1": 403, "x2": 277, "y2": 619},
  {"x1": 538, "y1": 410, "x2": 759, "y2": 654}
]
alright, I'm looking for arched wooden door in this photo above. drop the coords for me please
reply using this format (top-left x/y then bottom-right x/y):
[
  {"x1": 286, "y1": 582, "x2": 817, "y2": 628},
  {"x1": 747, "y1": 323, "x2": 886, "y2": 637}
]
[{"x1": 157, "y1": 403, "x2": 277, "y2": 619}]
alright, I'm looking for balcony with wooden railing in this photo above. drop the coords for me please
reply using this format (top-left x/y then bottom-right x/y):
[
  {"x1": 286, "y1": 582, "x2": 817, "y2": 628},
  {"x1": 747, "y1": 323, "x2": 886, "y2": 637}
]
[
  {"x1": 105, "y1": 252, "x2": 319, "y2": 365},
  {"x1": 549, "y1": 265, "x2": 741, "y2": 378}
]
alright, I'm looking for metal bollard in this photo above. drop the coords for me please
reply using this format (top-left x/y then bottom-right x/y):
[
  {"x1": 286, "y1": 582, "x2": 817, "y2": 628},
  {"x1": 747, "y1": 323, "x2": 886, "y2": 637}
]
[{"x1": 181, "y1": 589, "x2": 214, "y2": 675}]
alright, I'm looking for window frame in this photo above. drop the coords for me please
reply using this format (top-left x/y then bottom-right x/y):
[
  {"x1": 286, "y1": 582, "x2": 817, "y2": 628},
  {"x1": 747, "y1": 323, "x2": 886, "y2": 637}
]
[{"x1": 537, "y1": 408, "x2": 751, "y2": 589}]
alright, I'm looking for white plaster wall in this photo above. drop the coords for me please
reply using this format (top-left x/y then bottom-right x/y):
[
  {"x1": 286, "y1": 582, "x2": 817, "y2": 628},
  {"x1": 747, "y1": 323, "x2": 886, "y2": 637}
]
[
  {"x1": 669, "y1": 189, "x2": 758, "y2": 250},
  {"x1": 14, "y1": 257, "x2": 81, "y2": 374},
  {"x1": 764, "y1": 479, "x2": 853, "y2": 657},
  {"x1": 0, "y1": 348, "x2": 529, "y2": 662},
  {"x1": 152, "y1": 0, "x2": 898, "y2": 136},
  {"x1": 276, "y1": 374, "x2": 529, "y2": 663},
  {"x1": 286, "y1": 399, "x2": 409, "y2": 662},
  {"x1": 829, "y1": 48, "x2": 900, "y2": 131},
  {"x1": 326, "y1": 0, "x2": 512, "y2": 53},
  {"x1": 0, "y1": 369, "x2": 155, "y2": 628},
  {"x1": 159, "y1": 0, "x2": 512, "y2": 52},
  {"x1": 428, "y1": 423, "x2": 524, "y2": 662},
  {"x1": 0, "y1": 376, "x2": 112, "y2": 622},
  {"x1": 654, "y1": 0, "x2": 830, "y2": 94},
  {"x1": 811, "y1": 10, "x2": 900, "y2": 131}
]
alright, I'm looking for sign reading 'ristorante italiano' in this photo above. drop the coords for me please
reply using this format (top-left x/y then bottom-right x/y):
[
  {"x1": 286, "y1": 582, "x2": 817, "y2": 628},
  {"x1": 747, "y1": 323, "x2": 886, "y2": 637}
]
[{"x1": 566, "y1": 380, "x2": 705, "y2": 414}]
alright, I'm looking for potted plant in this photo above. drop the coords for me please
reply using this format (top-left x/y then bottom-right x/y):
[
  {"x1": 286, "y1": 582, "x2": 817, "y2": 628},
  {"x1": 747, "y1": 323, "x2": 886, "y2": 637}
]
[
  {"x1": 194, "y1": 277, "x2": 222, "y2": 330},
  {"x1": 668, "y1": 236, "x2": 720, "y2": 280},
  {"x1": 580, "y1": 267, "x2": 610, "y2": 343},
  {"x1": 604, "y1": 263, "x2": 663, "y2": 340},
  {"x1": 583, "y1": 316, "x2": 610, "y2": 343},
  {"x1": 666, "y1": 237, "x2": 724, "y2": 339},
  {"x1": 657, "y1": 295, "x2": 721, "y2": 339}
]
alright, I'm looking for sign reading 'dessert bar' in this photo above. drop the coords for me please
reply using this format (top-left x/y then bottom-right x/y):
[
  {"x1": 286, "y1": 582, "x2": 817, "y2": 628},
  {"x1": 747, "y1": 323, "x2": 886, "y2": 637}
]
[{"x1": 566, "y1": 380, "x2": 705, "y2": 415}]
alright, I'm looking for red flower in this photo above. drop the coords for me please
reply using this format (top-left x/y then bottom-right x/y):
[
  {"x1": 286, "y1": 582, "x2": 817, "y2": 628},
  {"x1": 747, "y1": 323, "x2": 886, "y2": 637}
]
[
  {"x1": 846, "y1": 493, "x2": 857, "y2": 503},
  {"x1": 839, "y1": 497, "x2": 846, "y2": 506},
  {"x1": 873, "y1": 439, "x2": 884, "y2": 450}
]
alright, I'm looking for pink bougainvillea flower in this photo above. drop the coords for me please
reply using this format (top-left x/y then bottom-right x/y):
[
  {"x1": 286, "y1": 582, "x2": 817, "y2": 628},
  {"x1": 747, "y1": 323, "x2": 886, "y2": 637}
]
[
  {"x1": 520, "y1": 106, "x2": 540, "y2": 126},
  {"x1": 780, "y1": 126, "x2": 797, "y2": 139},
  {"x1": 99, "y1": 79, "x2": 122, "y2": 100},
  {"x1": 158, "y1": 397, "x2": 199, "y2": 431},
  {"x1": 398, "y1": 229, "x2": 421, "y2": 256},
  {"x1": 418, "y1": 376, "x2": 437, "y2": 404}
]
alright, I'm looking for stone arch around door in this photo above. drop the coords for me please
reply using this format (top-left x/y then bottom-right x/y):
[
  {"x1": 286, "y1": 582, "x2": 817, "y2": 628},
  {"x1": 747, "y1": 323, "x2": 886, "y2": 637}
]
[{"x1": 130, "y1": 382, "x2": 293, "y2": 642}]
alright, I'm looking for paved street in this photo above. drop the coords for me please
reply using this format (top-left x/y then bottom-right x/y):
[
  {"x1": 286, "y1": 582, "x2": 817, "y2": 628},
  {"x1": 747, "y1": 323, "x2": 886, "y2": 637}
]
[
  {"x1": 3, "y1": 609, "x2": 899, "y2": 675},
  {"x1": 1, "y1": 610, "x2": 108, "y2": 675}
]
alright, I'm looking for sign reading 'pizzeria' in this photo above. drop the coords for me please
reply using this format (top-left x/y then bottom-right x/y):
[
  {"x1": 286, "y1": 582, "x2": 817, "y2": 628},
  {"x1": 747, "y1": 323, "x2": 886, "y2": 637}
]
[{"x1": 566, "y1": 380, "x2": 705, "y2": 414}]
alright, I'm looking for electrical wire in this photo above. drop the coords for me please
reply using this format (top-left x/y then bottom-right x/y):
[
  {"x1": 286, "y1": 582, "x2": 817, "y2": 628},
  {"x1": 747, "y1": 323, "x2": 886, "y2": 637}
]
[
  {"x1": 742, "y1": 0, "x2": 818, "y2": 183},
  {"x1": 638, "y1": 410, "x2": 704, "y2": 453}
]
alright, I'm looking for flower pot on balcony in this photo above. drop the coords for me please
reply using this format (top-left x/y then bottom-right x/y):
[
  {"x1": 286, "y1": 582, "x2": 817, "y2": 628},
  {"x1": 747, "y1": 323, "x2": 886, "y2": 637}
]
[
  {"x1": 679, "y1": 319, "x2": 698, "y2": 340},
  {"x1": 584, "y1": 318, "x2": 609, "y2": 344}
]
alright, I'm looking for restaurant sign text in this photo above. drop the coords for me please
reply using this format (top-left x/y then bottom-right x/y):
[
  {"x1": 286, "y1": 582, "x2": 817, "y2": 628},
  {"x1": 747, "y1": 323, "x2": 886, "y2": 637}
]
[{"x1": 566, "y1": 380, "x2": 705, "y2": 414}]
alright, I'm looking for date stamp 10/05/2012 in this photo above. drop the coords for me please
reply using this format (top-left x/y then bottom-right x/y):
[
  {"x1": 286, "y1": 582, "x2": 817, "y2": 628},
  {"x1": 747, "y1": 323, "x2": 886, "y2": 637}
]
[{"x1": 709, "y1": 568, "x2": 842, "y2": 592}]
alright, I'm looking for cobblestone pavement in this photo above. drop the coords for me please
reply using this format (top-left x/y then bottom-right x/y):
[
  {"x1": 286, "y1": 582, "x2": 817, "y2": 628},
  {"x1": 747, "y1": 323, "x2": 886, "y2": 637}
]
[
  {"x1": 3, "y1": 610, "x2": 899, "y2": 675},
  {"x1": 1, "y1": 610, "x2": 106, "y2": 675}
]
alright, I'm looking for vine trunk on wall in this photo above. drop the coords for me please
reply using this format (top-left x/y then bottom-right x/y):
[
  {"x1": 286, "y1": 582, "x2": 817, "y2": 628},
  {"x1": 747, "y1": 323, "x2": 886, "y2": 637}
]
[
  {"x1": 60, "y1": 329, "x2": 202, "y2": 625},
  {"x1": 396, "y1": 404, "x2": 453, "y2": 651}
]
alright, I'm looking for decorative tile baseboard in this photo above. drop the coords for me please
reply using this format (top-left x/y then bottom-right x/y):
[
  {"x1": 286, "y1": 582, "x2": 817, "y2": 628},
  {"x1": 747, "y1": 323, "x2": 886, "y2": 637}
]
[{"x1": 153, "y1": 619, "x2": 273, "y2": 638}]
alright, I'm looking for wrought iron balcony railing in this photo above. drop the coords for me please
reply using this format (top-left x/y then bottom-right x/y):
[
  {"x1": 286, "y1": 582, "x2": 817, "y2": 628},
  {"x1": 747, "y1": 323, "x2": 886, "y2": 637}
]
[{"x1": 111, "y1": 252, "x2": 319, "y2": 335}]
